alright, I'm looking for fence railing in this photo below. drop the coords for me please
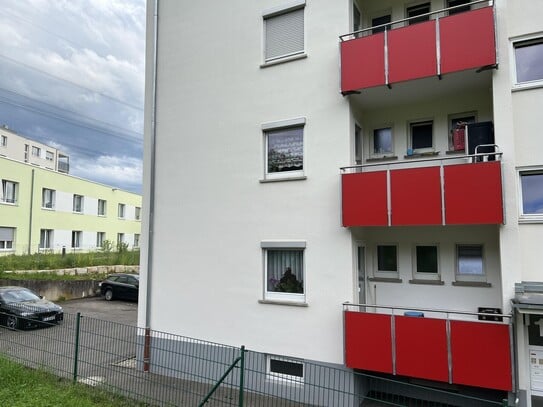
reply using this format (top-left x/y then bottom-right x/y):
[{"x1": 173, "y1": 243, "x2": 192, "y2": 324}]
[{"x1": 0, "y1": 310, "x2": 509, "y2": 406}]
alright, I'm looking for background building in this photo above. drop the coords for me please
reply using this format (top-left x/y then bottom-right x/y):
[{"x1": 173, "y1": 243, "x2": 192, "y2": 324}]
[
  {"x1": 0, "y1": 131, "x2": 141, "y2": 255},
  {"x1": 140, "y1": 1, "x2": 543, "y2": 405}
]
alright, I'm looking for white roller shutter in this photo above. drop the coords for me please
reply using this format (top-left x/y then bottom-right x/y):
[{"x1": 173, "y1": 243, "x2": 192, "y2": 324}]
[
  {"x1": 0, "y1": 227, "x2": 14, "y2": 241},
  {"x1": 264, "y1": 7, "x2": 304, "y2": 61}
]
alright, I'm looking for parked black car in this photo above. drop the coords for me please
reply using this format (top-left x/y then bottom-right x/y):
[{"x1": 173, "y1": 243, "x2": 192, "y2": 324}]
[
  {"x1": 0, "y1": 286, "x2": 64, "y2": 330},
  {"x1": 99, "y1": 273, "x2": 139, "y2": 302}
]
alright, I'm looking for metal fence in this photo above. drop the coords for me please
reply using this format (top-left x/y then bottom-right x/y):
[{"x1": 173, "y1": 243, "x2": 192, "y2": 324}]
[{"x1": 0, "y1": 311, "x2": 508, "y2": 407}]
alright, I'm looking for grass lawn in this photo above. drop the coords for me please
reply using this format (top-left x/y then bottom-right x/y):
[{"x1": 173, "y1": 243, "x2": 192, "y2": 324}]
[{"x1": 0, "y1": 356, "x2": 143, "y2": 407}]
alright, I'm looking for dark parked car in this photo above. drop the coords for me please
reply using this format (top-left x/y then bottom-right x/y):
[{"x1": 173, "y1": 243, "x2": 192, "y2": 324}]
[
  {"x1": 99, "y1": 273, "x2": 139, "y2": 301},
  {"x1": 0, "y1": 286, "x2": 64, "y2": 330}
]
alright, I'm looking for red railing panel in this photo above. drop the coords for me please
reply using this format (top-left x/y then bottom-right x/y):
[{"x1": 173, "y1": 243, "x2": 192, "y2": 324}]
[
  {"x1": 450, "y1": 320, "x2": 512, "y2": 391},
  {"x1": 390, "y1": 167, "x2": 442, "y2": 225},
  {"x1": 440, "y1": 7, "x2": 496, "y2": 74},
  {"x1": 342, "y1": 171, "x2": 388, "y2": 227},
  {"x1": 395, "y1": 316, "x2": 449, "y2": 382},
  {"x1": 340, "y1": 34, "x2": 386, "y2": 93},
  {"x1": 388, "y1": 21, "x2": 437, "y2": 84},
  {"x1": 344, "y1": 311, "x2": 393, "y2": 374},
  {"x1": 444, "y1": 161, "x2": 503, "y2": 224}
]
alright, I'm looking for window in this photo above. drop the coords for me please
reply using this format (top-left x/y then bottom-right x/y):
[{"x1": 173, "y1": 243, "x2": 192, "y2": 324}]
[
  {"x1": 0, "y1": 227, "x2": 14, "y2": 250},
  {"x1": 71, "y1": 231, "x2": 82, "y2": 248},
  {"x1": 410, "y1": 120, "x2": 433, "y2": 153},
  {"x1": 267, "y1": 355, "x2": 304, "y2": 383},
  {"x1": 413, "y1": 245, "x2": 439, "y2": 280},
  {"x1": 24, "y1": 144, "x2": 29, "y2": 162},
  {"x1": 32, "y1": 146, "x2": 41, "y2": 157},
  {"x1": 372, "y1": 127, "x2": 393, "y2": 156},
  {"x1": 1, "y1": 180, "x2": 18, "y2": 204},
  {"x1": 375, "y1": 244, "x2": 398, "y2": 278},
  {"x1": 519, "y1": 169, "x2": 543, "y2": 220},
  {"x1": 45, "y1": 151, "x2": 54, "y2": 161},
  {"x1": 39, "y1": 229, "x2": 53, "y2": 249},
  {"x1": 73, "y1": 194, "x2": 84, "y2": 213},
  {"x1": 372, "y1": 14, "x2": 392, "y2": 34},
  {"x1": 354, "y1": 124, "x2": 362, "y2": 165},
  {"x1": 514, "y1": 37, "x2": 543, "y2": 85},
  {"x1": 407, "y1": 3, "x2": 430, "y2": 25},
  {"x1": 447, "y1": 0, "x2": 471, "y2": 15},
  {"x1": 263, "y1": 119, "x2": 305, "y2": 180},
  {"x1": 135, "y1": 206, "x2": 141, "y2": 220},
  {"x1": 96, "y1": 232, "x2": 105, "y2": 248},
  {"x1": 42, "y1": 188, "x2": 55, "y2": 209},
  {"x1": 448, "y1": 113, "x2": 475, "y2": 151},
  {"x1": 134, "y1": 234, "x2": 140, "y2": 248},
  {"x1": 263, "y1": 2, "x2": 305, "y2": 63},
  {"x1": 118, "y1": 203, "x2": 126, "y2": 218},
  {"x1": 456, "y1": 244, "x2": 485, "y2": 282},
  {"x1": 98, "y1": 199, "x2": 107, "y2": 216},
  {"x1": 0, "y1": 135, "x2": 6, "y2": 147},
  {"x1": 262, "y1": 241, "x2": 305, "y2": 303},
  {"x1": 117, "y1": 233, "x2": 124, "y2": 245}
]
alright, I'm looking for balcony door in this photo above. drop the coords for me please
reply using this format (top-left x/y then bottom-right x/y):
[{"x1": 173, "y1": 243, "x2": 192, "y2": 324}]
[{"x1": 356, "y1": 243, "x2": 366, "y2": 304}]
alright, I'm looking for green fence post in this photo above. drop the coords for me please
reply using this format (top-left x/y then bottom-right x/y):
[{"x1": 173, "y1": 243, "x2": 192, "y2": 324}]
[
  {"x1": 238, "y1": 345, "x2": 245, "y2": 407},
  {"x1": 73, "y1": 312, "x2": 81, "y2": 384}
]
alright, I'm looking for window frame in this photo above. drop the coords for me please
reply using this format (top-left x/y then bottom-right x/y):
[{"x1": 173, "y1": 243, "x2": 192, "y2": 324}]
[
  {"x1": 262, "y1": 118, "x2": 306, "y2": 181},
  {"x1": 135, "y1": 206, "x2": 141, "y2": 221},
  {"x1": 406, "y1": 2, "x2": 431, "y2": 25},
  {"x1": 0, "y1": 227, "x2": 14, "y2": 251},
  {"x1": 455, "y1": 244, "x2": 486, "y2": 282},
  {"x1": 409, "y1": 119, "x2": 434, "y2": 154},
  {"x1": 96, "y1": 232, "x2": 105, "y2": 248},
  {"x1": 31, "y1": 146, "x2": 41, "y2": 157},
  {"x1": 98, "y1": 199, "x2": 107, "y2": 216},
  {"x1": 518, "y1": 167, "x2": 543, "y2": 222},
  {"x1": 370, "y1": 126, "x2": 394, "y2": 158},
  {"x1": 266, "y1": 355, "x2": 304, "y2": 384},
  {"x1": 73, "y1": 194, "x2": 84, "y2": 213},
  {"x1": 374, "y1": 244, "x2": 399, "y2": 279},
  {"x1": 71, "y1": 230, "x2": 82, "y2": 249},
  {"x1": 117, "y1": 233, "x2": 125, "y2": 245},
  {"x1": 134, "y1": 234, "x2": 140, "y2": 248},
  {"x1": 446, "y1": 0, "x2": 471, "y2": 15},
  {"x1": 118, "y1": 203, "x2": 126, "y2": 219},
  {"x1": 448, "y1": 112, "x2": 476, "y2": 151},
  {"x1": 512, "y1": 35, "x2": 543, "y2": 89},
  {"x1": 261, "y1": 241, "x2": 306, "y2": 304},
  {"x1": 262, "y1": 1, "x2": 306, "y2": 64},
  {"x1": 0, "y1": 135, "x2": 6, "y2": 147},
  {"x1": 1, "y1": 180, "x2": 18, "y2": 204},
  {"x1": 39, "y1": 229, "x2": 53, "y2": 250},
  {"x1": 412, "y1": 244, "x2": 440, "y2": 281},
  {"x1": 45, "y1": 151, "x2": 54, "y2": 161},
  {"x1": 42, "y1": 188, "x2": 56, "y2": 209}
]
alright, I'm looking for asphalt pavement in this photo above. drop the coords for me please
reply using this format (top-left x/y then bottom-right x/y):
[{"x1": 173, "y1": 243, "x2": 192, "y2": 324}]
[{"x1": 60, "y1": 295, "x2": 137, "y2": 325}]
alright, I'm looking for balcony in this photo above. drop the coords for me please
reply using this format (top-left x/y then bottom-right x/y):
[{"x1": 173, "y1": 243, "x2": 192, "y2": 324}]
[
  {"x1": 340, "y1": 1, "x2": 496, "y2": 94},
  {"x1": 341, "y1": 153, "x2": 503, "y2": 227},
  {"x1": 344, "y1": 304, "x2": 512, "y2": 391}
]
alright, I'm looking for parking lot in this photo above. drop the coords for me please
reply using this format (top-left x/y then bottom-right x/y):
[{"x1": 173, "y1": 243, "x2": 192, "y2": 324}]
[{"x1": 60, "y1": 296, "x2": 137, "y2": 325}]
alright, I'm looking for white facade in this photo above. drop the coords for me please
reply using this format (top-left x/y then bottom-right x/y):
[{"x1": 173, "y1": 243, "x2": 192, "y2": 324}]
[{"x1": 141, "y1": 1, "x2": 543, "y2": 405}]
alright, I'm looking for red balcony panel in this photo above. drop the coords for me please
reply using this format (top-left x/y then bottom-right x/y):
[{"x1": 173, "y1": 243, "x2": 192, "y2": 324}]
[
  {"x1": 444, "y1": 161, "x2": 503, "y2": 224},
  {"x1": 388, "y1": 21, "x2": 437, "y2": 84},
  {"x1": 390, "y1": 167, "x2": 442, "y2": 225},
  {"x1": 344, "y1": 311, "x2": 393, "y2": 373},
  {"x1": 342, "y1": 171, "x2": 388, "y2": 227},
  {"x1": 395, "y1": 316, "x2": 449, "y2": 382},
  {"x1": 440, "y1": 7, "x2": 496, "y2": 74},
  {"x1": 450, "y1": 321, "x2": 512, "y2": 391},
  {"x1": 340, "y1": 34, "x2": 386, "y2": 93}
]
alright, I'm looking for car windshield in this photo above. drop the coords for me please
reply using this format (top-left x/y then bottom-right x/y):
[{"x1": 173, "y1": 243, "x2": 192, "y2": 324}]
[{"x1": 0, "y1": 289, "x2": 40, "y2": 303}]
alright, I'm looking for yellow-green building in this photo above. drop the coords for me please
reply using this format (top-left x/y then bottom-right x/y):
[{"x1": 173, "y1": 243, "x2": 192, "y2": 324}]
[{"x1": 0, "y1": 156, "x2": 141, "y2": 255}]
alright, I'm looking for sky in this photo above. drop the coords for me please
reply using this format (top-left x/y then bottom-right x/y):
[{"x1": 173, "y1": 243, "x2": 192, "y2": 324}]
[{"x1": 0, "y1": 0, "x2": 146, "y2": 193}]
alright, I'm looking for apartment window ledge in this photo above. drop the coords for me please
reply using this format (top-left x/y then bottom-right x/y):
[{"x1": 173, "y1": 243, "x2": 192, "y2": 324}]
[
  {"x1": 260, "y1": 176, "x2": 307, "y2": 183},
  {"x1": 445, "y1": 150, "x2": 465, "y2": 155},
  {"x1": 368, "y1": 277, "x2": 403, "y2": 283},
  {"x1": 260, "y1": 53, "x2": 307, "y2": 68},
  {"x1": 41, "y1": 207, "x2": 55, "y2": 211},
  {"x1": 452, "y1": 281, "x2": 491, "y2": 287},
  {"x1": 512, "y1": 82, "x2": 543, "y2": 92},
  {"x1": 0, "y1": 201, "x2": 17, "y2": 206},
  {"x1": 72, "y1": 212, "x2": 83, "y2": 215},
  {"x1": 404, "y1": 151, "x2": 440, "y2": 159},
  {"x1": 519, "y1": 217, "x2": 543, "y2": 224},
  {"x1": 366, "y1": 156, "x2": 398, "y2": 163},
  {"x1": 409, "y1": 279, "x2": 445, "y2": 285},
  {"x1": 258, "y1": 299, "x2": 308, "y2": 307}
]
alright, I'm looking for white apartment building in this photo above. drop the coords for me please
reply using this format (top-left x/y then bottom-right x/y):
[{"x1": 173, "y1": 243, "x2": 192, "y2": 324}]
[{"x1": 140, "y1": 1, "x2": 543, "y2": 405}]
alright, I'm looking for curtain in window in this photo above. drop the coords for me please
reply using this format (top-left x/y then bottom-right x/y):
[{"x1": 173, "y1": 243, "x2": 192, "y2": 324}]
[{"x1": 267, "y1": 249, "x2": 303, "y2": 293}]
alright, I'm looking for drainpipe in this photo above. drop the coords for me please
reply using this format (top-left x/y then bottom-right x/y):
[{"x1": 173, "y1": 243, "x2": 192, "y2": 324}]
[
  {"x1": 28, "y1": 169, "x2": 35, "y2": 254},
  {"x1": 143, "y1": 0, "x2": 159, "y2": 371}
]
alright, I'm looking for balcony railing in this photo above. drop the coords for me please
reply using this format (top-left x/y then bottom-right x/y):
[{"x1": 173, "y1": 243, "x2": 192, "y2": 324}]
[
  {"x1": 340, "y1": 0, "x2": 496, "y2": 93},
  {"x1": 343, "y1": 303, "x2": 513, "y2": 392},
  {"x1": 341, "y1": 152, "x2": 503, "y2": 227}
]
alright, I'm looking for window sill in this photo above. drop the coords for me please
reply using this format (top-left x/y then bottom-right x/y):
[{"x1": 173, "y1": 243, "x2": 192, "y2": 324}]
[
  {"x1": 72, "y1": 211, "x2": 83, "y2": 215},
  {"x1": 366, "y1": 156, "x2": 398, "y2": 163},
  {"x1": 445, "y1": 150, "x2": 465, "y2": 155},
  {"x1": 368, "y1": 277, "x2": 402, "y2": 283},
  {"x1": 260, "y1": 53, "x2": 307, "y2": 68},
  {"x1": 42, "y1": 207, "x2": 55, "y2": 211},
  {"x1": 512, "y1": 82, "x2": 543, "y2": 92},
  {"x1": 519, "y1": 216, "x2": 543, "y2": 224},
  {"x1": 452, "y1": 281, "x2": 491, "y2": 287},
  {"x1": 258, "y1": 299, "x2": 308, "y2": 307},
  {"x1": 404, "y1": 151, "x2": 439, "y2": 159},
  {"x1": 409, "y1": 279, "x2": 444, "y2": 285},
  {"x1": 0, "y1": 201, "x2": 17, "y2": 206},
  {"x1": 260, "y1": 176, "x2": 307, "y2": 183}
]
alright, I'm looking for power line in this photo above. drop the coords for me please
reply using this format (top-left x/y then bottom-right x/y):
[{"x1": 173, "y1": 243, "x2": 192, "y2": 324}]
[{"x1": 0, "y1": 53, "x2": 143, "y2": 111}]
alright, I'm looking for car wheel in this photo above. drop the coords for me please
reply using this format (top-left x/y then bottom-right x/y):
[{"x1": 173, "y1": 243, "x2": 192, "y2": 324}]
[
  {"x1": 104, "y1": 289, "x2": 114, "y2": 301},
  {"x1": 7, "y1": 315, "x2": 18, "y2": 330}
]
